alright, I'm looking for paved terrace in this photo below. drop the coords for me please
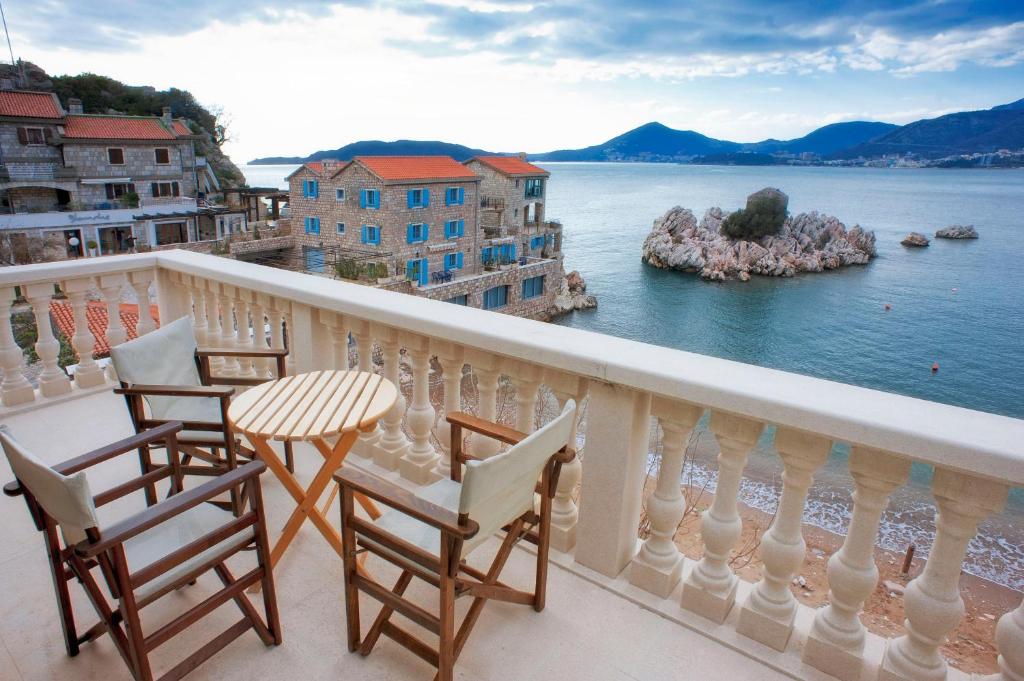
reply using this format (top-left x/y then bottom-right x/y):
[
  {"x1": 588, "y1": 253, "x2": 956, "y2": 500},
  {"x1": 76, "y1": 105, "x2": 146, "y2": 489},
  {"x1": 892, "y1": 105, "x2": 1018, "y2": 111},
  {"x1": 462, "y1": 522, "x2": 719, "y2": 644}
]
[{"x1": 0, "y1": 250, "x2": 1022, "y2": 681}]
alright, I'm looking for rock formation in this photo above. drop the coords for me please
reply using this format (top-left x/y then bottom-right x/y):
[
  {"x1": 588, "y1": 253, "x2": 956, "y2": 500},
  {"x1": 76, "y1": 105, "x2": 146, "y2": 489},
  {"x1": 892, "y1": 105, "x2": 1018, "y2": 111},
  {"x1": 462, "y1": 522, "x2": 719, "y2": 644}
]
[
  {"x1": 642, "y1": 202, "x2": 875, "y2": 282},
  {"x1": 935, "y1": 224, "x2": 979, "y2": 239},
  {"x1": 901, "y1": 232, "x2": 930, "y2": 247},
  {"x1": 549, "y1": 270, "x2": 597, "y2": 316}
]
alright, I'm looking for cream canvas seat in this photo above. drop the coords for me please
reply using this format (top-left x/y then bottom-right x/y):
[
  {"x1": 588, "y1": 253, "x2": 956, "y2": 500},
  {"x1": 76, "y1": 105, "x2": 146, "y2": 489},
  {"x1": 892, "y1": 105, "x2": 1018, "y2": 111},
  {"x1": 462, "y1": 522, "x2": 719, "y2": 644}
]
[
  {"x1": 336, "y1": 400, "x2": 577, "y2": 681},
  {"x1": 1, "y1": 421, "x2": 281, "y2": 681}
]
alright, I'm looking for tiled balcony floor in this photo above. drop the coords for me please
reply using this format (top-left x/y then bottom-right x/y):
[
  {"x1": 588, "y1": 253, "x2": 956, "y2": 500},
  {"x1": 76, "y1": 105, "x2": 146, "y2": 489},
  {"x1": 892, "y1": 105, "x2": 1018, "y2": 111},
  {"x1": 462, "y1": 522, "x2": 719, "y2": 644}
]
[{"x1": 0, "y1": 391, "x2": 788, "y2": 681}]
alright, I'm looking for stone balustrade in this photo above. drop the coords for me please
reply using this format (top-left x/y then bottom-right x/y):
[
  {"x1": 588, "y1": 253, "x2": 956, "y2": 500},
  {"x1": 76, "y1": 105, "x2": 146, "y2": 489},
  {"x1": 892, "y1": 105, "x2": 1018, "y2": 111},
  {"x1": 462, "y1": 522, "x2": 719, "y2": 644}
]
[{"x1": 1, "y1": 250, "x2": 1023, "y2": 681}]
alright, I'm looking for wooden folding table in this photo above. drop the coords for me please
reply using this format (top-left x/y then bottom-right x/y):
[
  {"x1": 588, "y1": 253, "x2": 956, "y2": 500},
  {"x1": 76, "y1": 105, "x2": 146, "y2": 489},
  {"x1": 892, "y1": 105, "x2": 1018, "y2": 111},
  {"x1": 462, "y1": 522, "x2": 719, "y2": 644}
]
[{"x1": 227, "y1": 369, "x2": 396, "y2": 569}]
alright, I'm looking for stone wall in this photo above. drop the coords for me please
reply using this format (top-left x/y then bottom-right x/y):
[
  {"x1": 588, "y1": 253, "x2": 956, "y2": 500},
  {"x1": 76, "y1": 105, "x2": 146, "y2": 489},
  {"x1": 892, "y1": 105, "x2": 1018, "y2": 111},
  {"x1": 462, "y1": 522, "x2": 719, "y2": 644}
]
[
  {"x1": 416, "y1": 258, "x2": 562, "y2": 320},
  {"x1": 63, "y1": 140, "x2": 197, "y2": 205},
  {"x1": 0, "y1": 121, "x2": 63, "y2": 165}
]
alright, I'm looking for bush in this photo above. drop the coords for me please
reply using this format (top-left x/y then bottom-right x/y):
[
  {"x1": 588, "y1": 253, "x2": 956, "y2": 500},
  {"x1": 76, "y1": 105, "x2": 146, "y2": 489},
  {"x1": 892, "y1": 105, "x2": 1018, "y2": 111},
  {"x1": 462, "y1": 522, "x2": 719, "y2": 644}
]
[
  {"x1": 335, "y1": 259, "x2": 361, "y2": 280},
  {"x1": 720, "y1": 188, "x2": 788, "y2": 240}
]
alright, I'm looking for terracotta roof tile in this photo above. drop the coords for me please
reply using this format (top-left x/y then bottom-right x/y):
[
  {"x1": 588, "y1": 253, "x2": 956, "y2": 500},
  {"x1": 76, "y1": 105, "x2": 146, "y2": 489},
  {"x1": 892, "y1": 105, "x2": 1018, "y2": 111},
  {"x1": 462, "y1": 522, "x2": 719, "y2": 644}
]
[
  {"x1": 306, "y1": 162, "x2": 324, "y2": 173},
  {"x1": 357, "y1": 156, "x2": 479, "y2": 182},
  {"x1": 471, "y1": 156, "x2": 548, "y2": 177},
  {"x1": 51, "y1": 300, "x2": 161, "y2": 357},
  {"x1": 63, "y1": 115, "x2": 177, "y2": 140},
  {"x1": 0, "y1": 91, "x2": 63, "y2": 119},
  {"x1": 171, "y1": 120, "x2": 192, "y2": 136}
]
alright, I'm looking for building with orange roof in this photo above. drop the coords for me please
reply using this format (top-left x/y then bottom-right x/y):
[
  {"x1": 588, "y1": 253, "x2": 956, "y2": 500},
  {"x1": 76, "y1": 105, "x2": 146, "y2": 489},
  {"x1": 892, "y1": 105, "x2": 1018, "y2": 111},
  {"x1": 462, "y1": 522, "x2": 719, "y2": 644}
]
[
  {"x1": 0, "y1": 90, "x2": 247, "y2": 263},
  {"x1": 464, "y1": 155, "x2": 553, "y2": 243},
  {"x1": 285, "y1": 155, "x2": 564, "y2": 320}
]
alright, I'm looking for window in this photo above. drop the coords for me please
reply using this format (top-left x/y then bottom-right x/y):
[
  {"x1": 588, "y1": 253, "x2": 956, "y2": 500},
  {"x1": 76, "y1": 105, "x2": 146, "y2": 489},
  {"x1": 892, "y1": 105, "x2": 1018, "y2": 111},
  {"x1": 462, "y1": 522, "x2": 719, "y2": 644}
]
[
  {"x1": 406, "y1": 188, "x2": 430, "y2": 209},
  {"x1": 483, "y1": 285, "x2": 509, "y2": 310},
  {"x1": 104, "y1": 182, "x2": 136, "y2": 199},
  {"x1": 444, "y1": 220, "x2": 464, "y2": 239},
  {"x1": 360, "y1": 189, "x2": 380, "y2": 209},
  {"x1": 444, "y1": 252, "x2": 464, "y2": 271},
  {"x1": 522, "y1": 275, "x2": 545, "y2": 299},
  {"x1": 18, "y1": 127, "x2": 45, "y2": 145},
  {"x1": 304, "y1": 246, "x2": 325, "y2": 273},
  {"x1": 406, "y1": 257, "x2": 428, "y2": 286},
  {"x1": 155, "y1": 221, "x2": 188, "y2": 246},
  {"x1": 154, "y1": 148, "x2": 170, "y2": 164},
  {"x1": 498, "y1": 242, "x2": 517, "y2": 264},
  {"x1": 107, "y1": 148, "x2": 125, "y2": 165},
  {"x1": 302, "y1": 179, "x2": 319, "y2": 199},
  {"x1": 304, "y1": 216, "x2": 320, "y2": 234},
  {"x1": 445, "y1": 187, "x2": 464, "y2": 205},
  {"x1": 446, "y1": 295, "x2": 468, "y2": 306},
  {"x1": 336, "y1": 222, "x2": 345, "y2": 235},
  {"x1": 150, "y1": 181, "x2": 180, "y2": 197},
  {"x1": 406, "y1": 223, "x2": 428, "y2": 244},
  {"x1": 335, "y1": 188, "x2": 345, "y2": 201},
  {"x1": 361, "y1": 224, "x2": 381, "y2": 244},
  {"x1": 530, "y1": 235, "x2": 546, "y2": 250},
  {"x1": 524, "y1": 178, "x2": 543, "y2": 198}
]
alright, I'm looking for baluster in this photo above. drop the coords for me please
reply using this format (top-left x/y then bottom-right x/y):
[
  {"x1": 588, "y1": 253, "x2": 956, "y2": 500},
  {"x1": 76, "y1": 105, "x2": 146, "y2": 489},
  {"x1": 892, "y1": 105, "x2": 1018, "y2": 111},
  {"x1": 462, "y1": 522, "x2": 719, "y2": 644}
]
[
  {"x1": 25, "y1": 283, "x2": 72, "y2": 397},
  {"x1": 319, "y1": 309, "x2": 349, "y2": 370},
  {"x1": 543, "y1": 370, "x2": 586, "y2": 552},
  {"x1": 803, "y1": 446, "x2": 910, "y2": 680},
  {"x1": 505, "y1": 359, "x2": 543, "y2": 434},
  {"x1": 351, "y1": 319, "x2": 381, "y2": 459},
  {"x1": 280, "y1": 302, "x2": 296, "y2": 376},
  {"x1": 630, "y1": 398, "x2": 703, "y2": 597},
  {"x1": 202, "y1": 279, "x2": 223, "y2": 372},
  {"x1": 879, "y1": 469, "x2": 1008, "y2": 681},
  {"x1": 373, "y1": 324, "x2": 409, "y2": 470},
  {"x1": 399, "y1": 333, "x2": 438, "y2": 484},
  {"x1": 233, "y1": 289, "x2": 256, "y2": 379},
  {"x1": 995, "y1": 600, "x2": 1024, "y2": 680},
  {"x1": 465, "y1": 350, "x2": 500, "y2": 459},
  {"x1": 62, "y1": 278, "x2": 105, "y2": 389},
  {"x1": 216, "y1": 284, "x2": 239, "y2": 376},
  {"x1": 431, "y1": 340, "x2": 464, "y2": 479},
  {"x1": 250, "y1": 293, "x2": 270, "y2": 378},
  {"x1": 128, "y1": 270, "x2": 157, "y2": 336},
  {"x1": 736, "y1": 427, "x2": 831, "y2": 651},
  {"x1": 0, "y1": 286, "x2": 35, "y2": 405},
  {"x1": 186, "y1": 275, "x2": 208, "y2": 347},
  {"x1": 681, "y1": 411, "x2": 764, "y2": 622},
  {"x1": 97, "y1": 274, "x2": 127, "y2": 381},
  {"x1": 266, "y1": 298, "x2": 286, "y2": 378}
]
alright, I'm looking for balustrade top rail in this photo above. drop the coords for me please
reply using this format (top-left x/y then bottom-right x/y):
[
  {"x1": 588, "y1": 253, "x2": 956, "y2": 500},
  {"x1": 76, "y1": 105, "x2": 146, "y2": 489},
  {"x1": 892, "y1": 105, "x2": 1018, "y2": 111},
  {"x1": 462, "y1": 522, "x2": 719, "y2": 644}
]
[{"x1": 2, "y1": 249, "x2": 1022, "y2": 484}]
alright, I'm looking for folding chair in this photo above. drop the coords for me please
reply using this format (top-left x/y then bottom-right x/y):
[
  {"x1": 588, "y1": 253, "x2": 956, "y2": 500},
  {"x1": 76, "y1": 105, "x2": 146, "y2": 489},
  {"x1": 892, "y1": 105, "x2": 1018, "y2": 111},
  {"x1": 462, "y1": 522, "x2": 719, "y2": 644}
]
[
  {"x1": 336, "y1": 399, "x2": 577, "y2": 681},
  {"x1": 1, "y1": 421, "x2": 281, "y2": 681},
  {"x1": 110, "y1": 316, "x2": 292, "y2": 515}
]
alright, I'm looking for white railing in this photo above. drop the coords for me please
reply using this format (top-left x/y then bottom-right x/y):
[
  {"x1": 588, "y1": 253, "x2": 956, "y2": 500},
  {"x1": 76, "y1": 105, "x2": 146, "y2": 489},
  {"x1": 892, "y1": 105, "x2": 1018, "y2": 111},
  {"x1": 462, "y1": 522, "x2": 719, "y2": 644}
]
[{"x1": 0, "y1": 250, "x2": 1022, "y2": 681}]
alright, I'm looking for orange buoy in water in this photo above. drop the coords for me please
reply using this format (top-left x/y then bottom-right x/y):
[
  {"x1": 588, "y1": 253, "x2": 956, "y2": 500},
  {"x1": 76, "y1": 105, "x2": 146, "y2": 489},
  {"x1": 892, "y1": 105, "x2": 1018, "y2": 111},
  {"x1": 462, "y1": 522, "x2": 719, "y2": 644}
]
[
  {"x1": 932, "y1": 362, "x2": 939, "y2": 372},
  {"x1": 884, "y1": 303, "x2": 891, "y2": 311}
]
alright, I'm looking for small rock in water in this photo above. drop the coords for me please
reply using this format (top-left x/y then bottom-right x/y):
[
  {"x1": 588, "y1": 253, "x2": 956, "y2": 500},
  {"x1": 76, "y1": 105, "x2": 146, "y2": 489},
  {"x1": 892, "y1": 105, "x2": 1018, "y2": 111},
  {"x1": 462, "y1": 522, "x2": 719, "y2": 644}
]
[
  {"x1": 901, "y1": 232, "x2": 930, "y2": 247},
  {"x1": 935, "y1": 224, "x2": 979, "y2": 239}
]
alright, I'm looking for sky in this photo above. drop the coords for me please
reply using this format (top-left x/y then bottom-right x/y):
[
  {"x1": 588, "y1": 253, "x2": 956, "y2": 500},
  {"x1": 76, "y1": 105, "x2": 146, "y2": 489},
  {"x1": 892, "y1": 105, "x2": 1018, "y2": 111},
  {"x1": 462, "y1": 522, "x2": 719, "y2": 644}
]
[{"x1": 6, "y1": 0, "x2": 1024, "y2": 163}]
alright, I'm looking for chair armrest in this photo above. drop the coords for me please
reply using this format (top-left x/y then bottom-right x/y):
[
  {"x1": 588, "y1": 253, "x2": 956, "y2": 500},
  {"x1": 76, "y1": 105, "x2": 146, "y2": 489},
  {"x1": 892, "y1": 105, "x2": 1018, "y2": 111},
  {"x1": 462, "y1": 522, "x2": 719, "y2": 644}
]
[
  {"x1": 446, "y1": 412, "x2": 526, "y2": 446},
  {"x1": 79, "y1": 459, "x2": 267, "y2": 557},
  {"x1": 335, "y1": 466, "x2": 479, "y2": 540},
  {"x1": 197, "y1": 347, "x2": 288, "y2": 359},
  {"x1": 55, "y1": 421, "x2": 184, "y2": 475},
  {"x1": 115, "y1": 383, "x2": 235, "y2": 398}
]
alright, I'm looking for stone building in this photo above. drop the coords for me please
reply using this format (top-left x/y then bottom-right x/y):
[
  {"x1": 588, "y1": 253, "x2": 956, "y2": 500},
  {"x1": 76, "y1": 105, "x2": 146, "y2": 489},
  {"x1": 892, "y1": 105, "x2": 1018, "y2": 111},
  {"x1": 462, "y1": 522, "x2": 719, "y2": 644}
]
[
  {"x1": 284, "y1": 155, "x2": 563, "y2": 319},
  {"x1": 0, "y1": 89, "x2": 246, "y2": 263}
]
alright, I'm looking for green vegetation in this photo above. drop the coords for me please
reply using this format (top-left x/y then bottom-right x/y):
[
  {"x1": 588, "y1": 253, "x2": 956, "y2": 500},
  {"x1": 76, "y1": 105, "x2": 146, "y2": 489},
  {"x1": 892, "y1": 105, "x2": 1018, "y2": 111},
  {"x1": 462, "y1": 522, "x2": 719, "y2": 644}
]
[
  {"x1": 12, "y1": 310, "x2": 76, "y2": 368},
  {"x1": 335, "y1": 259, "x2": 362, "y2": 280},
  {"x1": 720, "y1": 189, "x2": 788, "y2": 240}
]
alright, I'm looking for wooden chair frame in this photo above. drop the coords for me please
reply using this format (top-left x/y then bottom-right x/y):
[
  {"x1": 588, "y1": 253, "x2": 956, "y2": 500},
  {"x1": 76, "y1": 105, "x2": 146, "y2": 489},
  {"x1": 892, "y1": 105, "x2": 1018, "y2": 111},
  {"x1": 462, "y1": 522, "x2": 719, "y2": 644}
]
[
  {"x1": 336, "y1": 411, "x2": 575, "y2": 681},
  {"x1": 117, "y1": 347, "x2": 293, "y2": 515},
  {"x1": 3, "y1": 421, "x2": 282, "y2": 681}
]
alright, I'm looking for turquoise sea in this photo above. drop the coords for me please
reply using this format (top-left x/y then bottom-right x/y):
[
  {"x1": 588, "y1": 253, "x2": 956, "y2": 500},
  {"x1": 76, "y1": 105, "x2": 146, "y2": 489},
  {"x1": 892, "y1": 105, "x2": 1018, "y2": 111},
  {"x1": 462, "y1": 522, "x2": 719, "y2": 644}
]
[{"x1": 242, "y1": 162, "x2": 1024, "y2": 588}]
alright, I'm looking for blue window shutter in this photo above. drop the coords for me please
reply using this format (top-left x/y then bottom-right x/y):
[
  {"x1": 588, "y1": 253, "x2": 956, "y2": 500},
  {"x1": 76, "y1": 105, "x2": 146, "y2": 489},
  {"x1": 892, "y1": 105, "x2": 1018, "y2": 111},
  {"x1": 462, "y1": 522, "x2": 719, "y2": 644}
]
[
  {"x1": 421, "y1": 258, "x2": 429, "y2": 285},
  {"x1": 407, "y1": 224, "x2": 415, "y2": 244},
  {"x1": 304, "y1": 216, "x2": 309, "y2": 233},
  {"x1": 360, "y1": 190, "x2": 367, "y2": 208},
  {"x1": 361, "y1": 225, "x2": 368, "y2": 243},
  {"x1": 456, "y1": 252, "x2": 463, "y2": 268},
  {"x1": 458, "y1": 188, "x2": 464, "y2": 205},
  {"x1": 314, "y1": 217, "x2": 320, "y2": 233},
  {"x1": 423, "y1": 188, "x2": 430, "y2": 207},
  {"x1": 407, "y1": 190, "x2": 414, "y2": 209},
  {"x1": 422, "y1": 224, "x2": 429, "y2": 241},
  {"x1": 458, "y1": 219, "x2": 464, "y2": 236}
]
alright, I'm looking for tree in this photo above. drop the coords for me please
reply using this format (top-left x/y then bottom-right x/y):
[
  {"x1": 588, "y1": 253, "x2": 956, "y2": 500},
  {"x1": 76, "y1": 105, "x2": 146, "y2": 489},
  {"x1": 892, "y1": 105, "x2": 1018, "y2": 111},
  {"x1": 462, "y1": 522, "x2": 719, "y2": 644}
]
[{"x1": 720, "y1": 188, "x2": 788, "y2": 240}]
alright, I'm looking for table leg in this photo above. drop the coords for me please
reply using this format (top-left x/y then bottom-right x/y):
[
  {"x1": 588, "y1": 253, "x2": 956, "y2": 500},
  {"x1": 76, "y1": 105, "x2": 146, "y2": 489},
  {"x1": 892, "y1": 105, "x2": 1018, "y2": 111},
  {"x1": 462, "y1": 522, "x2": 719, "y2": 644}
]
[{"x1": 312, "y1": 437, "x2": 382, "y2": 520}]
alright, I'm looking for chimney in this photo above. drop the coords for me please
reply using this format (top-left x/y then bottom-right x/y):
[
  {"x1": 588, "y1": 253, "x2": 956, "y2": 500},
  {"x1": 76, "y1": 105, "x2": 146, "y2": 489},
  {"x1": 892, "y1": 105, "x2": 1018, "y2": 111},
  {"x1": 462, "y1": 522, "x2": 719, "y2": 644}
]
[
  {"x1": 518, "y1": 152, "x2": 527, "y2": 161},
  {"x1": 68, "y1": 98, "x2": 83, "y2": 114},
  {"x1": 161, "y1": 106, "x2": 172, "y2": 125}
]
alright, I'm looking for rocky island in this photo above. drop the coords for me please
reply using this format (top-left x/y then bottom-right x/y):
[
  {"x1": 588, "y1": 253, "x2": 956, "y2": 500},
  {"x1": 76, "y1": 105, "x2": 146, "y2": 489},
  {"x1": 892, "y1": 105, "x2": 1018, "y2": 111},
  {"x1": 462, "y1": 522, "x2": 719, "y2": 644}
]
[
  {"x1": 935, "y1": 224, "x2": 979, "y2": 239},
  {"x1": 901, "y1": 232, "x2": 930, "y2": 247},
  {"x1": 641, "y1": 188, "x2": 875, "y2": 281},
  {"x1": 549, "y1": 270, "x2": 597, "y2": 316}
]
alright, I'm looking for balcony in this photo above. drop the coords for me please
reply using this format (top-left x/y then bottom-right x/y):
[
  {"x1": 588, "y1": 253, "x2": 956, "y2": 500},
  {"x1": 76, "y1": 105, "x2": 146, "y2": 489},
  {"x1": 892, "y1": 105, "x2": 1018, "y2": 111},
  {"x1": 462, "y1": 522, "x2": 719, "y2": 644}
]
[{"x1": 0, "y1": 250, "x2": 1022, "y2": 681}]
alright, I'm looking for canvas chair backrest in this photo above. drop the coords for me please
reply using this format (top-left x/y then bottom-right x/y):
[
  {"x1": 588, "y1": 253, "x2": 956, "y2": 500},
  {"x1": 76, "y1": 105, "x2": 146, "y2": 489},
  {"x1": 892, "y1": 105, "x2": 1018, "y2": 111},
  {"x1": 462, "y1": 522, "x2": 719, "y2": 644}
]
[
  {"x1": 0, "y1": 425, "x2": 97, "y2": 544},
  {"x1": 110, "y1": 316, "x2": 200, "y2": 418},
  {"x1": 458, "y1": 399, "x2": 575, "y2": 540}
]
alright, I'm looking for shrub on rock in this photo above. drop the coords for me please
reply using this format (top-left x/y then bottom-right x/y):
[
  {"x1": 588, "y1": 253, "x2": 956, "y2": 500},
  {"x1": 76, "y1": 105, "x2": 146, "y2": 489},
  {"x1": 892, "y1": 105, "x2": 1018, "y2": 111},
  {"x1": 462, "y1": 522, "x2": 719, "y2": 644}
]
[{"x1": 721, "y1": 187, "x2": 788, "y2": 240}]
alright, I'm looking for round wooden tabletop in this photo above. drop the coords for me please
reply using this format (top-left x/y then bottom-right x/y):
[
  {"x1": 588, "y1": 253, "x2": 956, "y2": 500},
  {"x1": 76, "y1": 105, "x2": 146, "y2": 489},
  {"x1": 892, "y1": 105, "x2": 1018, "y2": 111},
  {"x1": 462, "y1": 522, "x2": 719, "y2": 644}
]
[{"x1": 227, "y1": 370, "x2": 397, "y2": 442}]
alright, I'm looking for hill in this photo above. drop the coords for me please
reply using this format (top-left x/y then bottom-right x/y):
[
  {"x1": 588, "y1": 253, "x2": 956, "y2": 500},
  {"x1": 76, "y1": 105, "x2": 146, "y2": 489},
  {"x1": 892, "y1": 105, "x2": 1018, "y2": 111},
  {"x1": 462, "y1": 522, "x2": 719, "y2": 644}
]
[
  {"x1": 534, "y1": 122, "x2": 740, "y2": 162},
  {"x1": 0, "y1": 61, "x2": 245, "y2": 187},
  {"x1": 747, "y1": 121, "x2": 898, "y2": 156},
  {"x1": 832, "y1": 103, "x2": 1024, "y2": 159},
  {"x1": 251, "y1": 139, "x2": 497, "y2": 164}
]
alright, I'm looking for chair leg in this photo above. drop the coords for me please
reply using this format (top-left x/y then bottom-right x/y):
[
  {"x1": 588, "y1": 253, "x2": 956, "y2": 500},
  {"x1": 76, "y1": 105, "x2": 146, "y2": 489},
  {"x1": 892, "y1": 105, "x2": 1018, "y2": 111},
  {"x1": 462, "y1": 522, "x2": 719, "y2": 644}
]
[
  {"x1": 340, "y1": 488, "x2": 361, "y2": 652},
  {"x1": 359, "y1": 571, "x2": 413, "y2": 656},
  {"x1": 438, "y1": 541, "x2": 456, "y2": 681},
  {"x1": 535, "y1": 485, "x2": 553, "y2": 612},
  {"x1": 113, "y1": 548, "x2": 153, "y2": 681},
  {"x1": 250, "y1": 477, "x2": 283, "y2": 645},
  {"x1": 43, "y1": 523, "x2": 80, "y2": 656}
]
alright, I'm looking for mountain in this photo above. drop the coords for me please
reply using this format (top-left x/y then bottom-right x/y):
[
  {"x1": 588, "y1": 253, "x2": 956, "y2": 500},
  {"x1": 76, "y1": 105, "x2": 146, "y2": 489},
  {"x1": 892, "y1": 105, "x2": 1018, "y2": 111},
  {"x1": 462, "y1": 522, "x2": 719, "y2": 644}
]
[
  {"x1": 832, "y1": 103, "x2": 1024, "y2": 159},
  {"x1": 251, "y1": 139, "x2": 496, "y2": 165},
  {"x1": 534, "y1": 122, "x2": 740, "y2": 162},
  {"x1": 747, "y1": 121, "x2": 898, "y2": 156}
]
